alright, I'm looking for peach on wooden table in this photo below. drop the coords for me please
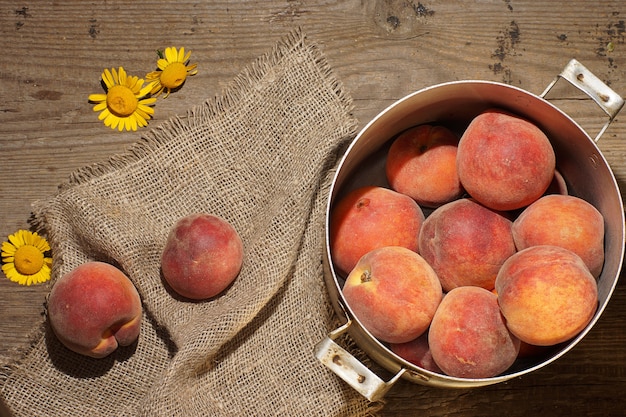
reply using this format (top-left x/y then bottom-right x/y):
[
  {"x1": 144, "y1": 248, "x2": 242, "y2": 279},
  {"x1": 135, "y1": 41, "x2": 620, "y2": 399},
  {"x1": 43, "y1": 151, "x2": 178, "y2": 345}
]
[
  {"x1": 342, "y1": 246, "x2": 442, "y2": 344},
  {"x1": 161, "y1": 213, "x2": 244, "y2": 300},
  {"x1": 495, "y1": 245, "x2": 598, "y2": 346},
  {"x1": 330, "y1": 186, "x2": 425, "y2": 276},
  {"x1": 47, "y1": 261, "x2": 142, "y2": 359},
  {"x1": 428, "y1": 286, "x2": 520, "y2": 379},
  {"x1": 456, "y1": 108, "x2": 556, "y2": 211}
]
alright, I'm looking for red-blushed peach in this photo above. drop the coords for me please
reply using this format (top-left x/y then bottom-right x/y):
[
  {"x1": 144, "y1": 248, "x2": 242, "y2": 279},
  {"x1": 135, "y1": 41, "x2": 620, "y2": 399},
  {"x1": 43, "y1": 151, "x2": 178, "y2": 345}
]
[
  {"x1": 418, "y1": 198, "x2": 516, "y2": 292},
  {"x1": 161, "y1": 213, "x2": 244, "y2": 300},
  {"x1": 386, "y1": 124, "x2": 463, "y2": 208},
  {"x1": 428, "y1": 286, "x2": 520, "y2": 379},
  {"x1": 47, "y1": 261, "x2": 142, "y2": 359},
  {"x1": 457, "y1": 109, "x2": 556, "y2": 211},
  {"x1": 495, "y1": 245, "x2": 598, "y2": 346},
  {"x1": 342, "y1": 246, "x2": 442, "y2": 344},
  {"x1": 330, "y1": 186, "x2": 425, "y2": 276},
  {"x1": 512, "y1": 194, "x2": 604, "y2": 277},
  {"x1": 390, "y1": 332, "x2": 442, "y2": 373}
]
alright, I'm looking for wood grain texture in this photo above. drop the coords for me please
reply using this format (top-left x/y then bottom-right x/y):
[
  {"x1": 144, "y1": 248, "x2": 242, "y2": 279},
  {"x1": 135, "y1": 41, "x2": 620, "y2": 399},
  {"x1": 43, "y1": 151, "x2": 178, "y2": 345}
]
[{"x1": 1, "y1": 1, "x2": 626, "y2": 415}]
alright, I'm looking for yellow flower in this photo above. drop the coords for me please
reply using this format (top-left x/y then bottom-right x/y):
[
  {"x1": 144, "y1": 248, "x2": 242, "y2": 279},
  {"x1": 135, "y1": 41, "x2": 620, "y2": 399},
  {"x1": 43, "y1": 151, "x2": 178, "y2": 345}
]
[
  {"x1": 88, "y1": 67, "x2": 157, "y2": 131},
  {"x1": 2, "y1": 230, "x2": 52, "y2": 285},
  {"x1": 146, "y1": 47, "x2": 198, "y2": 98}
]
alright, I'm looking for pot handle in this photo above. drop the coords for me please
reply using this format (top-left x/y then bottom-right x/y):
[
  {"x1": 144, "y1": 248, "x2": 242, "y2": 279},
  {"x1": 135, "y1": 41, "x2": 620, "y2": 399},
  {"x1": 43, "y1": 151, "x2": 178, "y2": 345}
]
[
  {"x1": 314, "y1": 319, "x2": 407, "y2": 402},
  {"x1": 539, "y1": 59, "x2": 624, "y2": 142}
]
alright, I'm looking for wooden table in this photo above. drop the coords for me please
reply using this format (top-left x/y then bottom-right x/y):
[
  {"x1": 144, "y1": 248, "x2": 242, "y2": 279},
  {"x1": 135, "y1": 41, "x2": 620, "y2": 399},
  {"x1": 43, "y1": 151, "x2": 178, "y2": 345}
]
[{"x1": 2, "y1": 1, "x2": 626, "y2": 415}]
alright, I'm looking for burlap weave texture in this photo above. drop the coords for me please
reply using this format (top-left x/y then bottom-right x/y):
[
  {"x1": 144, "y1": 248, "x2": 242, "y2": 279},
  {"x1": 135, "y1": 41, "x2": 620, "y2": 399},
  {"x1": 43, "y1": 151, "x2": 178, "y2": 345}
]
[{"x1": 0, "y1": 29, "x2": 380, "y2": 416}]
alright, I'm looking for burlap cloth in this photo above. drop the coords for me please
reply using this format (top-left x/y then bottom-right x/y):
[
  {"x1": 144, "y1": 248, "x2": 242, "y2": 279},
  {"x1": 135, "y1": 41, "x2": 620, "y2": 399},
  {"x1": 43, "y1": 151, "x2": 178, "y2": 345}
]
[{"x1": 0, "y1": 29, "x2": 383, "y2": 416}]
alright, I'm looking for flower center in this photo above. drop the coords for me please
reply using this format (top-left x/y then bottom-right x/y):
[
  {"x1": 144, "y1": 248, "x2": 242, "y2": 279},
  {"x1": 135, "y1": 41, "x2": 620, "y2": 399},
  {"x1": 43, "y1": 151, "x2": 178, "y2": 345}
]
[
  {"x1": 14, "y1": 245, "x2": 44, "y2": 276},
  {"x1": 160, "y1": 62, "x2": 188, "y2": 89},
  {"x1": 106, "y1": 85, "x2": 138, "y2": 117}
]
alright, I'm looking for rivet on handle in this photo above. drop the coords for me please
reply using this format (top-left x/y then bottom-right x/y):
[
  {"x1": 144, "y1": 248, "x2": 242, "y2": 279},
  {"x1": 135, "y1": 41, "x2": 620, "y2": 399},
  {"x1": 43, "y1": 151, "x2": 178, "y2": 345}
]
[
  {"x1": 314, "y1": 319, "x2": 407, "y2": 401},
  {"x1": 540, "y1": 59, "x2": 625, "y2": 142}
]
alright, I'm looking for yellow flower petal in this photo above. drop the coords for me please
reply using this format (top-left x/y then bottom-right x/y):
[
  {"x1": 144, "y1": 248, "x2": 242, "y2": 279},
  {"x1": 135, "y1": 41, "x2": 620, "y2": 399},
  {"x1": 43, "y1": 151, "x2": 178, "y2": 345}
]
[
  {"x1": 139, "y1": 96, "x2": 157, "y2": 106},
  {"x1": 165, "y1": 46, "x2": 177, "y2": 63},
  {"x1": 104, "y1": 113, "x2": 118, "y2": 128},
  {"x1": 133, "y1": 111, "x2": 147, "y2": 127},
  {"x1": 146, "y1": 71, "x2": 160, "y2": 82},
  {"x1": 2, "y1": 263, "x2": 23, "y2": 284},
  {"x1": 139, "y1": 84, "x2": 153, "y2": 98},
  {"x1": 150, "y1": 85, "x2": 164, "y2": 97},
  {"x1": 23, "y1": 232, "x2": 34, "y2": 245},
  {"x1": 2, "y1": 241, "x2": 17, "y2": 256},
  {"x1": 36, "y1": 263, "x2": 52, "y2": 283},
  {"x1": 89, "y1": 93, "x2": 107, "y2": 103},
  {"x1": 111, "y1": 115, "x2": 121, "y2": 130},
  {"x1": 34, "y1": 236, "x2": 50, "y2": 252},
  {"x1": 135, "y1": 107, "x2": 152, "y2": 120},
  {"x1": 102, "y1": 68, "x2": 115, "y2": 88},
  {"x1": 93, "y1": 102, "x2": 107, "y2": 112},
  {"x1": 157, "y1": 59, "x2": 169, "y2": 70},
  {"x1": 98, "y1": 107, "x2": 111, "y2": 121},
  {"x1": 111, "y1": 67, "x2": 120, "y2": 85},
  {"x1": 127, "y1": 74, "x2": 138, "y2": 86},
  {"x1": 117, "y1": 67, "x2": 126, "y2": 85},
  {"x1": 8, "y1": 232, "x2": 25, "y2": 248},
  {"x1": 126, "y1": 116, "x2": 136, "y2": 131}
]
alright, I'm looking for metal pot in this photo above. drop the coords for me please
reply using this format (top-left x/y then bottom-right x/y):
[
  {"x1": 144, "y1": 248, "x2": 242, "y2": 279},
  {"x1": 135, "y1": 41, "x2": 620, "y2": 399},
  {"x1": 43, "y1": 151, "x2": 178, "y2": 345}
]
[{"x1": 315, "y1": 60, "x2": 625, "y2": 401}]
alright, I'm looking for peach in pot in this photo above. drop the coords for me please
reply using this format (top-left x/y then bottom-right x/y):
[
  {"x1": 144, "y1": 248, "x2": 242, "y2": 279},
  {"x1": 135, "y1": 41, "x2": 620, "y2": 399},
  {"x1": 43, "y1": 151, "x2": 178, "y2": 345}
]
[
  {"x1": 495, "y1": 245, "x2": 598, "y2": 346},
  {"x1": 457, "y1": 108, "x2": 556, "y2": 211},
  {"x1": 428, "y1": 286, "x2": 520, "y2": 379},
  {"x1": 161, "y1": 213, "x2": 244, "y2": 300},
  {"x1": 342, "y1": 246, "x2": 442, "y2": 344},
  {"x1": 385, "y1": 124, "x2": 463, "y2": 208},
  {"x1": 512, "y1": 194, "x2": 604, "y2": 277},
  {"x1": 330, "y1": 186, "x2": 425, "y2": 276},
  {"x1": 545, "y1": 170, "x2": 568, "y2": 196},
  {"x1": 390, "y1": 332, "x2": 442, "y2": 373},
  {"x1": 418, "y1": 198, "x2": 516, "y2": 292},
  {"x1": 47, "y1": 261, "x2": 142, "y2": 359}
]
